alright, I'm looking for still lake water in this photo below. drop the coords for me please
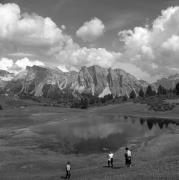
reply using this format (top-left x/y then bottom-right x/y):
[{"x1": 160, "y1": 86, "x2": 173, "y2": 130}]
[{"x1": 31, "y1": 114, "x2": 178, "y2": 154}]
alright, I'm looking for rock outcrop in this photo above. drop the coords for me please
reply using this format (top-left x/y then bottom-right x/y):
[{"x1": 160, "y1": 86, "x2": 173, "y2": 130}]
[
  {"x1": 0, "y1": 70, "x2": 14, "y2": 88},
  {"x1": 4, "y1": 65, "x2": 148, "y2": 98},
  {"x1": 153, "y1": 74, "x2": 179, "y2": 90}
]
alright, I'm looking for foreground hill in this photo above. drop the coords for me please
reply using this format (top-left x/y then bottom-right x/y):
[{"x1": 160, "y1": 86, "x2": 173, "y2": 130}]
[
  {"x1": 4, "y1": 65, "x2": 148, "y2": 98},
  {"x1": 0, "y1": 103, "x2": 178, "y2": 180}
]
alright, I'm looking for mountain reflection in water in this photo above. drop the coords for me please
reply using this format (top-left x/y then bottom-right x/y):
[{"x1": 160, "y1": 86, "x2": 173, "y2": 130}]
[
  {"x1": 140, "y1": 117, "x2": 178, "y2": 130},
  {"x1": 33, "y1": 116, "x2": 178, "y2": 154}
]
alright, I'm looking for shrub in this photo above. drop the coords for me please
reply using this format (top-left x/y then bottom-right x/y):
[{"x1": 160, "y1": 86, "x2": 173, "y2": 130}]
[
  {"x1": 130, "y1": 90, "x2": 136, "y2": 99},
  {"x1": 146, "y1": 85, "x2": 156, "y2": 96},
  {"x1": 158, "y1": 85, "x2": 167, "y2": 95},
  {"x1": 139, "y1": 88, "x2": 144, "y2": 98},
  {"x1": 80, "y1": 98, "x2": 89, "y2": 109},
  {"x1": 122, "y1": 95, "x2": 128, "y2": 102},
  {"x1": 71, "y1": 99, "x2": 80, "y2": 108},
  {"x1": 176, "y1": 83, "x2": 179, "y2": 95}
]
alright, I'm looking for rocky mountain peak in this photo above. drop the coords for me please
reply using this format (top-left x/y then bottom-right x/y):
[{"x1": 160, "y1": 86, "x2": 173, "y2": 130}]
[
  {"x1": 153, "y1": 73, "x2": 179, "y2": 90},
  {"x1": 3, "y1": 65, "x2": 149, "y2": 98},
  {"x1": 0, "y1": 70, "x2": 15, "y2": 88}
]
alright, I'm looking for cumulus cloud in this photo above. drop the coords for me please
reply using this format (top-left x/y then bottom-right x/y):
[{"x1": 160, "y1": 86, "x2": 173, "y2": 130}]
[
  {"x1": 55, "y1": 47, "x2": 121, "y2": 70},
  {"x1": 0, "y1": 57, "x2": 44, "y2": 73},
  {"x1": 0, "y1": 58, "x2": 14, "y2": 71},
  {"x1": 162, "y1": 35, "x2": 179, "y2": 51},
  {"x1": 8, "y1": 52, "x2": 34, "y2": 57},
  {"x1": 76, "y1": 17, "x2": 105, "y2": 42},
  {"x1": 61, "y1": 25, "x2": 66, "y2": 30},
  {"x1": 53, "y1": 47, "x2": 150, "y2": 81},
  {"x1": 0, "y1": 2, "x2": 77, "y2": 71},
  {"x1": 0, "y1": 3, "x2": 149, "y2": 80},
  {"x1": 1, "y1": 3, "x2": 179, "y2": 82},
  {"x1": 57, "y1": 6, "x2": 179, "y2": 82},
  {"x1": 15, "y1": 58, "x2": 44, "y2": 70},
  {"x1": 118, "y1": 6, "x2": 179, "y2": 81},
  {"x1": 0, "y1": 3, "x2": 72, "y2": 47}
]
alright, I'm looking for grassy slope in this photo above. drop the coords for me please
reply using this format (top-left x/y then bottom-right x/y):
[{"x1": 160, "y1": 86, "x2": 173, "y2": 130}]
[
  {"x1": 0, "y1": 129, "x2": 178, "y2": 180},
  {"x1": 0, "y1": 98, "x2": 178, "y2": 179},
  {"x1": 94, "y1": 102, "x2": 179, "y2": 121}
]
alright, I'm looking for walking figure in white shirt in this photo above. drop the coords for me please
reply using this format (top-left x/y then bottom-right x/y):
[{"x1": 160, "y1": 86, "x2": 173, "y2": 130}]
[
  {"x1": 108, "y1": 151, "x2": 114, "y2": 168},
  {"x1": 125, "y1": 147, "x2": 132, "y2": 167},
  {"x1": 65, "y1": 161, "x2": 71, "y2": 179}
]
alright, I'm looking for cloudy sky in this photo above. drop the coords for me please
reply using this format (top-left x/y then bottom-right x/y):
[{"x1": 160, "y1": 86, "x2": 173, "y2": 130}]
[{"x1": 0, "y1": 0, "x2": 179, "y2": 82}]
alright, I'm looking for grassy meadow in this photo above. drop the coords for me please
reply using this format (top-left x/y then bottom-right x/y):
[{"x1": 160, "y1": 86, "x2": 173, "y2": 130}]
[{"x1": 0, "y1": 95, "x2": 178, "y2": 179}]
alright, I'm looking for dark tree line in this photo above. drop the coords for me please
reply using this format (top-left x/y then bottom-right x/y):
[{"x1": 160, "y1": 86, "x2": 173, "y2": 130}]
[
  {"x1": 71, "y1": 93, "x2": 114, "y2": 109},
  {"x1": 158, "y1": 85, "x2": 167, "y2": 95},
  {"x1": 12, "y1": 81, "x2": 179, "y2": 109},
  {"x1": 129, "y1": 82, "x2": 179, "y2": 99},
  {"x1": 176, "y1": 83, "x2": 179, "y2": 95},
  {"x1": 129, "y1": 90, "x2": 136, "y2": 99},
  {"x1": 45, "y1": 82, "x2": 179, "y2": 109}
]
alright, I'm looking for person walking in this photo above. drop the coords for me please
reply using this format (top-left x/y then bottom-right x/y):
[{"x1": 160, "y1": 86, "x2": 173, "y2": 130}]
[
  {"x1": 108, "y1": 151, "x2": 114, "y2": 168},
  {"x1": 65, "y1": 161, "x2": 71, "y2": 179},
  {"x1": 125, "y1": 147, "x2": 132, "y2": 167}
]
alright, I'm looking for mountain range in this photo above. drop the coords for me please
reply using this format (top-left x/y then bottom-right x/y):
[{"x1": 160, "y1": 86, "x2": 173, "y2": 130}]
[
  {"x1": 0, "y1": 65, "x2": 179, "y2": 98},
  {"x1": 153, "y1": 74, "x2": 179, "y2": 90},
  {"x1": 0, "y1": 70, "x2": 14, "y2": 88}
]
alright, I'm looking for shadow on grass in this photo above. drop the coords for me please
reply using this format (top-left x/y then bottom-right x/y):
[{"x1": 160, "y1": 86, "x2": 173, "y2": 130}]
[
  {"x1": 60, "y1": 176, "x2": 66, "y2": 179},
  {"x1": 103, "y1": 165, "x2": 123, "y2": 169},
  {"x1": 112, "y1": 166, "x2": 123, "y2": 169}
]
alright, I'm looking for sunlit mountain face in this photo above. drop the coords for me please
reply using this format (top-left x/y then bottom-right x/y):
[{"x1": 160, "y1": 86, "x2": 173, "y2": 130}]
[
  {"x1": 153, "y1": 74, "x2": 179, "y2": 90},
  {"x1": 2, "y1": 65, "x2": 147, "y2": 98},
  {"x1": 0, "y1": 70, "x2": 14, "y2": 88}
]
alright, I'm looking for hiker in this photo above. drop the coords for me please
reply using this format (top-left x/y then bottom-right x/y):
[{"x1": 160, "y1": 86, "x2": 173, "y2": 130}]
[
  {"x1": 125, "y1": 147, "x2": 132, "y2": 167},
  {"x1": 65, "y1": 161, "x2": 71, "y2": 179},
  {"x1": 108, "y1": 151, "x2": 114, "y2": 168}
]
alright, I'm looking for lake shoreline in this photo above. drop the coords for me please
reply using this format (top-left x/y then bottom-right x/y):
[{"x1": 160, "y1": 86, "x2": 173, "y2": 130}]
[
  {"x1": 0, "y1": 101, "x2": 178, "y2": 179},
  {"x1": 91, "y1": 102, "x2": 179, "y2": 122}
]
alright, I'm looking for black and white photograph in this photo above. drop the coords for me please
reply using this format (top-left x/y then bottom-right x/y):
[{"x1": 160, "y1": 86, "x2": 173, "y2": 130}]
[{"x1": 0, "y1": 0, "x2": 179, "y2": 179}]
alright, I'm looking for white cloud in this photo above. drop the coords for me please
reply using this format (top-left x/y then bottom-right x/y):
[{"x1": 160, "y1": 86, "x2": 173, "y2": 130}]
[
  {"x1": 116, "y1": 62, "x2": 151, "y2": 81},
  {"x1": 0, "y1": 57, "x2": 44, "y2": 73},
  {"x1": 1, "y1": 3, "x2": 179, "y2": 83},
  {"x1": 0, "y1": 58, "x2": 14, "y2": 71},
  {"x1": 52, "y1": 6, "x2": 179, "y2": 82},
  {"x1": 15, "y1": 58, "x2": 44, "y2": 70},
  {"x1": 55, "y1": 47, "x2": 121, "y2": 70},
  {"x1": 8, "y1": 52, "x2": 34, "y2": 57},
  {"x1": 117, "y1": 6, "x2": 179, "y2": 81},
  {"x1": 76, "y1": 17, "x2": 105, "y2": 42},
  {"x1": 162, "y1": 35, "x2": 179, "y2": 51},
  {"x1": 61, "y1": 25, "x2": 66, "y2": 30},
  {"x1": 0, "y1": 3, "x2": 71, "y2": 46},
  {"x1": 0, "y1": 3, "x2": 145, "y2": 80}
]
